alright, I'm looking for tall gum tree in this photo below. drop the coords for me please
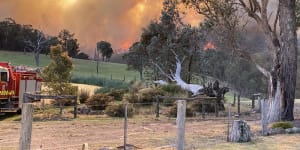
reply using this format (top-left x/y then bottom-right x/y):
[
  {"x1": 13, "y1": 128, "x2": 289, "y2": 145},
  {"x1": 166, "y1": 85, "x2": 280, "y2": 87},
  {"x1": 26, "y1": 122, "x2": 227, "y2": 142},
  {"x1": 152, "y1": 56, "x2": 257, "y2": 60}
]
[{"x1": 183, "y1": 0, "x2": 298, "y2": 122}]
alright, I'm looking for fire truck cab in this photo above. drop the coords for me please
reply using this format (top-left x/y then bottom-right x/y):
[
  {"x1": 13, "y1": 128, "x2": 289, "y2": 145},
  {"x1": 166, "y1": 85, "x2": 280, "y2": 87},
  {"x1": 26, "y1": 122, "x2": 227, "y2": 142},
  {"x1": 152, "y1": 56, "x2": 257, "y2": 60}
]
[{"x1": 0, "y1": 62, "x2": 42, "y2": 113}]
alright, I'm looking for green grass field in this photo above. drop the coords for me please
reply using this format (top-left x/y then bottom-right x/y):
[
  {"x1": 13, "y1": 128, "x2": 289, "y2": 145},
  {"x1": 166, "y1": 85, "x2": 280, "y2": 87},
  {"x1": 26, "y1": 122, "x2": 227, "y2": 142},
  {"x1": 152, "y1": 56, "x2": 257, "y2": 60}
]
[{"x1": 0, "y1": 50, "x2": 139, "y2": 81}]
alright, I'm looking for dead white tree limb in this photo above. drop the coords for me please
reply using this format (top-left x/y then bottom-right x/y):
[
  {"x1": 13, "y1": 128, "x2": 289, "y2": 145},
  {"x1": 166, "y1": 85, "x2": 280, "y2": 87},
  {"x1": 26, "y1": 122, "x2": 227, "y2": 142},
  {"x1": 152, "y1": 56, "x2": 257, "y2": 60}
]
[{"x1": 153, "y1": 52, "x2": 203, "y2": 96}]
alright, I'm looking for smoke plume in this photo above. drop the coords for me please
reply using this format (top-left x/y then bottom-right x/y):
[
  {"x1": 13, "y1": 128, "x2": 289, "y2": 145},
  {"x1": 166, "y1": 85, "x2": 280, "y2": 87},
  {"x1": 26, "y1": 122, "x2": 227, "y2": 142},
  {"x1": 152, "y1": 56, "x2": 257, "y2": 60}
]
[{"x1": 0, "y1": 0, "x2": 202, "y2": 55}]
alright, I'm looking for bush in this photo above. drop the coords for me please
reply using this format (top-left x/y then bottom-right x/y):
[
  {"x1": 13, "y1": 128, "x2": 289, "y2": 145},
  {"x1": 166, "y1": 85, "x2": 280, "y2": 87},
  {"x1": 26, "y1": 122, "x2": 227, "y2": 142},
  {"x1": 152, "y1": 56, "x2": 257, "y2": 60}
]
[
  {"x1": 162, "y1": 98, "x2": 175, "y2": 107},
  {"x1": 167, "y1": 105, "x2": 194, "y2": 118},
  {"x1": 271, "y1": 121, "x2": 293, "y2": 129},
  {"x1": 160, "y1": 84, "x2": 185, "y2": 95},
  {"x1": 137, "y1": 88, "x2": 164, "y2": 104},
  {"x1": 124, "y1": 88, "x2": 164, "y2": 104},
  {"x1": 79, "y1": 89, "x2": 89, "y2": 104},
  {"x1": 105, "y1": 103, "x2": 133, "y2": 117},
  {"x1": 123, "y1": 93, "x2": 138, "y2": 103},
  {"x1": 109, "y1": 89, "x2": 125, "y2": 101},
  {"x1": 86, "y1": 94, "x2": 114, "y2": 110}
]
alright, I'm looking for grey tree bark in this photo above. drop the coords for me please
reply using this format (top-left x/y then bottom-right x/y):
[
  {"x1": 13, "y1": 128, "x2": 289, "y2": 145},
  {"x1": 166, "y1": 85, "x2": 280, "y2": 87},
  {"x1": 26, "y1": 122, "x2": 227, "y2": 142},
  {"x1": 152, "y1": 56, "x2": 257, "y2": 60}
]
[{"x1": 278, "y1": 0, "x2": 298, "y2": 121}]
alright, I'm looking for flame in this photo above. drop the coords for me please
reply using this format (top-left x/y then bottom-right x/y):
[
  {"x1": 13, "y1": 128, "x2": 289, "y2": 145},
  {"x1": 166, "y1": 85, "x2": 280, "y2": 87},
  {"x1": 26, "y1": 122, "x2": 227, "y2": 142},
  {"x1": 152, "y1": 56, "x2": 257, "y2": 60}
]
[
  {"x1": 121, "y1": 41, "x2": 132, "y2": 50},
  {"x1": 204, "y1": 42, "x2": 216, "y2": 51}
]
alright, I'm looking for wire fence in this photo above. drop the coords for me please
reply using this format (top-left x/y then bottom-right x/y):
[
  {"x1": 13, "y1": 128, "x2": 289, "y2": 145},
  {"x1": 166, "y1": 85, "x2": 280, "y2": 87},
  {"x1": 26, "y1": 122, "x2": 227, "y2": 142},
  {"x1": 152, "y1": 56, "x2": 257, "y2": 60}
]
[{"x1": 0, "y1": 98, "x2": 267, "y2": 150}]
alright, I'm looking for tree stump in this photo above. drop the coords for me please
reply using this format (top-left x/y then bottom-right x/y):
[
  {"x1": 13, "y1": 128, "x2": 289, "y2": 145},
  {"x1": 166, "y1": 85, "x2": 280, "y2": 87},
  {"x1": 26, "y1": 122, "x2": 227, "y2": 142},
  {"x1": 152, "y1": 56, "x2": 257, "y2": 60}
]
[{"x1": 229, "y1": 120, "x2": 251, "y2": 142}]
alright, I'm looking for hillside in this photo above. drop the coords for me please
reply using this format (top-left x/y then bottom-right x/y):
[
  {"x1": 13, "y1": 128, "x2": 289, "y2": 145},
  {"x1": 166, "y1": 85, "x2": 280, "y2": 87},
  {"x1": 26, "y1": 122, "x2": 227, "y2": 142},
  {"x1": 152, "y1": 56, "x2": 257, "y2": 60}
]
[{"x1": 0, "y1": 51, "x2": 139, "y2": 81}]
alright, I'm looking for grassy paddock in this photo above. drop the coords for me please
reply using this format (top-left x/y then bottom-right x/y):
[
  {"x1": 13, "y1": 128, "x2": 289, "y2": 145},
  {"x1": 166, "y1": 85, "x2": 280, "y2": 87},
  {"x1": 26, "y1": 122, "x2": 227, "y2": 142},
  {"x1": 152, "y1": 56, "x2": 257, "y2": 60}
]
[{"x1": 0, "y1": 50, "x2": 139, "y2": 81}]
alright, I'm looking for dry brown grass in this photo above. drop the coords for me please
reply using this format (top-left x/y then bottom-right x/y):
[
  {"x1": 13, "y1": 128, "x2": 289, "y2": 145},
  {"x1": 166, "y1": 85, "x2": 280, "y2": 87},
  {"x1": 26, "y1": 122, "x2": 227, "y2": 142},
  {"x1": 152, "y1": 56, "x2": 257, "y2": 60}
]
[
  {"x1": 1, "y1": 116, "x2": 300, "y2": 150},
  {"x1": 2, "y1": 99, "x2": 300, "y2": 149}
]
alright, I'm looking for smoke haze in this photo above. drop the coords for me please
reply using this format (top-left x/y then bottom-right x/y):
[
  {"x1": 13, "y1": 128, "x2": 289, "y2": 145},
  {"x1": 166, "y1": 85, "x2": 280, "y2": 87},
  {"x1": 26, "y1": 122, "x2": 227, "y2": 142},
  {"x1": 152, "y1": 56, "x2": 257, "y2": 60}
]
[{"x1": 0, "y1": 0, "x2": 202, "y2": 55}]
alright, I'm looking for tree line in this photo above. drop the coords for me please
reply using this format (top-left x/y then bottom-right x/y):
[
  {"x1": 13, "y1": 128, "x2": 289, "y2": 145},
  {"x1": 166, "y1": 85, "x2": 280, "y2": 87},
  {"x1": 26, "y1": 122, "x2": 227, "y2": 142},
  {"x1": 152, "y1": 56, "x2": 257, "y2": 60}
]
[
  {"x1": 0, "y1": 18, "x2": 89, "y2": 66},
  {"x1": 124, "y1": 0, "x2": 299, "y2": 122}
]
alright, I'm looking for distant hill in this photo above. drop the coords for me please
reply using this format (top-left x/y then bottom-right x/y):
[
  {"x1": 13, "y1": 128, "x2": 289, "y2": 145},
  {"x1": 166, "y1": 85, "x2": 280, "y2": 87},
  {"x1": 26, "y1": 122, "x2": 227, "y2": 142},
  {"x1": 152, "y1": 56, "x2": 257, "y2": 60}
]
[{"x1": 0, "y1": 50, "x2": 139, "y2": 81}]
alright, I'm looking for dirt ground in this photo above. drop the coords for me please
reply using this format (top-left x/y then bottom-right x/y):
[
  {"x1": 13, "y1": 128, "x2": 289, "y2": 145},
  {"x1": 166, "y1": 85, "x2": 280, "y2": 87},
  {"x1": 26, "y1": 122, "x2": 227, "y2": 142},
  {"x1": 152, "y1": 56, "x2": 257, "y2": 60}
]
[
  {"x1": 1, "y1": 98, "x2": 300, "y2": 149},
  {"x1": 1, "y1": 115, "x2": 300, "y2": 150}
]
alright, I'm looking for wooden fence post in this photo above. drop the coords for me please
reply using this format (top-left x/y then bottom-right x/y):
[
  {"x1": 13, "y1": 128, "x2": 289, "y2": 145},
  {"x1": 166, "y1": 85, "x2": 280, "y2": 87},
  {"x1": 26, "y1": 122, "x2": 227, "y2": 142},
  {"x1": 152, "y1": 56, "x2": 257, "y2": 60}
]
[
  {"x1": 257, "y1": 95, "x2": 262, "y2": 113},
  {"x1": 82, "y1": 143, "x2": 88, "y2": 150},
  {"x1": 156, "y1": 97, "x2": 160, "y2": 118},
  {"x1": 237, "y1": 95, "x2": 240, "y2": 116},
  {"x1": 19, "y1": 103, "x2": 34, "y2": 150},
  {"x1": 124, "y1": 104, "x2": 128, "y2": 150},
  {"x1": 202, "y1": 101, "x2": 205, "y2": 119},
  {"x1": 74, "y1": 96, "x2": 78, "y2": 119},
  {"x1": 261, "y1": 99, "x2": 268, "y2": 136},
  {"x1": 227, "y1": 104, "x2": 231, "y2": 142},
  {"x1": 251, "y1": 96, "x2": 255, "y2": 109},
  {"x1": 177, "y1": 100, "x2": 186, "y2": 150},
  {"x1": 215, "y1": 100, "x2": 218, "y2": 117},
  {"x1": 233, "y1": 93, "x2": 236, "y2": 106}
]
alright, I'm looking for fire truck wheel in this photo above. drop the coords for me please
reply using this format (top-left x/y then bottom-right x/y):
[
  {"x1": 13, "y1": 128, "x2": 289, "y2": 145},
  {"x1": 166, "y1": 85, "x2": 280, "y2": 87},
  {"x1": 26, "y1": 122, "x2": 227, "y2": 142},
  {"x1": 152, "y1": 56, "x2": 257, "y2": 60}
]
[{"x1": 17, "y1": 109, "x2": 22, "y2": 114}]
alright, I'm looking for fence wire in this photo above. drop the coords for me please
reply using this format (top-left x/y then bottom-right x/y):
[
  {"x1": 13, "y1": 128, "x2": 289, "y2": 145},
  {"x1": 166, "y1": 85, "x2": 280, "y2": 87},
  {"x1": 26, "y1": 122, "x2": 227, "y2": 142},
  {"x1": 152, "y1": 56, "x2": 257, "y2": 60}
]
[{"x1": 0, "y1": 99, "x2": 265, "y2": 150}]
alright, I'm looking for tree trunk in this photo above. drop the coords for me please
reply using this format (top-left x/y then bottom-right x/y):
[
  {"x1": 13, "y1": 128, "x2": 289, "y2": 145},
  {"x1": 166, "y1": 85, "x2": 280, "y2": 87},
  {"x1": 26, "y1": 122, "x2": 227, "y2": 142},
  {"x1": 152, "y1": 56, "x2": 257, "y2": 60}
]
[
  {"x1": 96, "y1": 60, "x2": 99, "y2": 74},
  {"x1": 187, "y1": 54, "x2": 194, "y2": 84},
  {"x1": 278, "y1": 0, "x2": 297, "y2": 121},
  {"x1": 139, "y1": 68, "x2": 143, "y2": 81},
  {"x1": 139, "y1": 57, "x2": 143, "y2": 81},
  {"x1": 267, "y1": 77, "x2": 282, "y2": 122},
  {"x1": 34, "y1": 52, "x2": 40, "y2": 67}
]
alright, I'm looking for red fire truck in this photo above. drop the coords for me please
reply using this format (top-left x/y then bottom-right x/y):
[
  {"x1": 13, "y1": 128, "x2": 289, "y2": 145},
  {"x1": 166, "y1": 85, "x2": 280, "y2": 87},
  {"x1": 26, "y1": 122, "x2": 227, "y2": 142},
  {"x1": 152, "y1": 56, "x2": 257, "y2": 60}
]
[{"x1": 0, "y1": 62, "x2": 42, "y2": 113}]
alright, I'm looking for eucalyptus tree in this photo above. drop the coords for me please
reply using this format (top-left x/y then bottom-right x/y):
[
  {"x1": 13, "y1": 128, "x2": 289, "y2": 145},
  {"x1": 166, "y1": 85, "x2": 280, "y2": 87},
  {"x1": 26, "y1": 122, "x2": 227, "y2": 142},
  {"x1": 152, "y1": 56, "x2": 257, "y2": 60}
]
[{"x1": 183, "y1": 0, "x2": 298, "y2": 121}]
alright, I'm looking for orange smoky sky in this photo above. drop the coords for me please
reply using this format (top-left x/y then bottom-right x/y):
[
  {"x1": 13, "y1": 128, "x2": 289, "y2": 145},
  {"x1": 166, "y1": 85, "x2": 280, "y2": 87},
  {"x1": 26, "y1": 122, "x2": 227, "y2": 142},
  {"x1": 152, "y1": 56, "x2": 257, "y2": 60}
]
[{"x1": 0, "y1": 0, "x2": 203, "y2": 55}]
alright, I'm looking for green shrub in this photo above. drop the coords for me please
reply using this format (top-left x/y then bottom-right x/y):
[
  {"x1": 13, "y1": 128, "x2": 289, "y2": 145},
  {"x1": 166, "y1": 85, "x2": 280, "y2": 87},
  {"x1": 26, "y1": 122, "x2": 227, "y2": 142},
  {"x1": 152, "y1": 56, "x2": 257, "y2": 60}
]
[
  {"x1": 160, "y1": 84, "x2": 185, "y2": 95},
  {"x1": 271, "y1": 121, "x2": 293, "y2": 129},
  {"x1": 79, "y1": 89, "x2": 89, "y2": 104},
  {"x1": 167, "y1": 105, "x2": 194, "y2": 117},
  {"x1": 105, "y1": 103, "x2": 133, "y2": 117},
  {"x1": 86, "y1": 94, "x2": 114, "y2": 110},
  {"x1": 122, "y1": 93, "x2": 137, "y2": 103},
  {"x1": 162, "y1": 98, "x2": 175, "y2": 107},
  {"x1": 99, "y1": 89, "x2": 125, "y2": 101},
  {"x1": 136, "y1": 88, "x2": 164, "y2": 104}
]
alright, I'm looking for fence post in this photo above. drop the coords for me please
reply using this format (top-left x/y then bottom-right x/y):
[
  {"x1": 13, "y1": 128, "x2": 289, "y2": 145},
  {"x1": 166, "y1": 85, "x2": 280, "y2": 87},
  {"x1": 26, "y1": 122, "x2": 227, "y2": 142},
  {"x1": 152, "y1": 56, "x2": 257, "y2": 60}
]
[
  {"x1": 257, "y1": 95, "x2": 262, "y2": 113},
  {"x1": 156, "y1": 97, "x2": 160, "y2": 118},
  {"x1": 215, "y1": 100, "x2": 218, "y2": 117},
  {"x1": 251, "y1": 96, "x2": 255, "y2": 109},
  {"x1": 237, "y1": 95, "x2": 240, "y2": 116},
  {"x1": 74, "y1": 96, "x2": 78, "y2": 119},
  {"x1": 201, "y1": 101, "x2": 205, "y2": 119},
  {"x1": 177, "y1": 100, "x2": 186, "y2": 150},
  {"x1": 232, "y1": 93, "x2": 236, "y2": 106},
  {"x1": 261, "y1": 99, "x2": 268, "y2": 136},
  {"x1": 227, "y1": 104, "x2": 231, "y2": 142},
  {"x1": 82, "y1": 143, "x2": 88, "y2": 150},
  {"x1": 19, "y1": 103, "x2": 34, "y2": 150},
  {"x1": 124, "y1": 104, "x2": 128, "y2": 150},
  {"x1": 110, "y1": 74, "x2": 112, "y2": 80}
]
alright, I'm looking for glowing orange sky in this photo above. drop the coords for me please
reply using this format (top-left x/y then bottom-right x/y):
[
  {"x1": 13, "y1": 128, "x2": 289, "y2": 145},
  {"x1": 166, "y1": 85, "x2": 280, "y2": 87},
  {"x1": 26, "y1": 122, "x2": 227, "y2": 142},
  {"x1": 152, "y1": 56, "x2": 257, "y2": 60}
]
[{"x1": 0, "y1": 0, "x2": 203, "y2": 55}]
